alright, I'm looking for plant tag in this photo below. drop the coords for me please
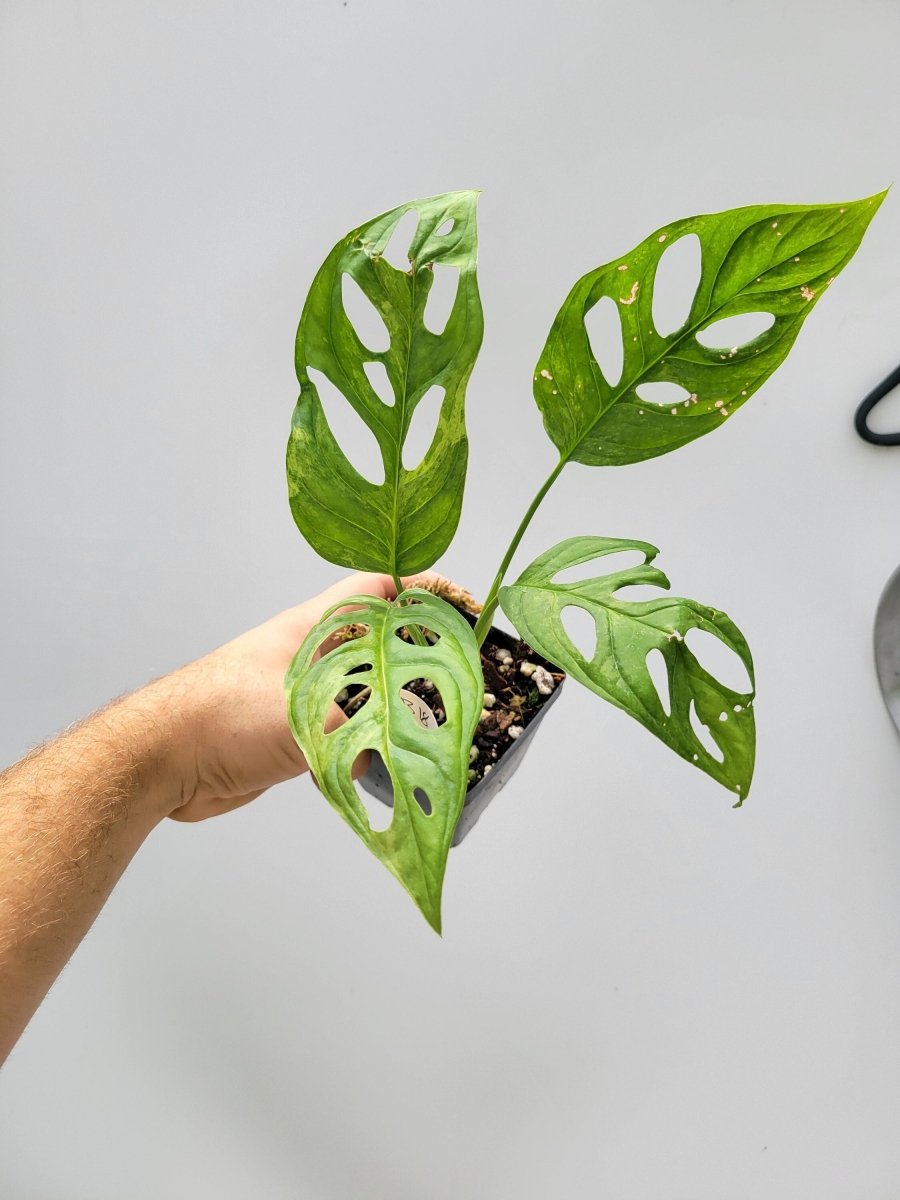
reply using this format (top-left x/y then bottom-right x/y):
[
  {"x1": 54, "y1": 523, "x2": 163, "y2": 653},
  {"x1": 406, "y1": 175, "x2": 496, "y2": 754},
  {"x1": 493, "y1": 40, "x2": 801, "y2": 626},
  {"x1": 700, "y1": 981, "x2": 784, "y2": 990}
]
[{"x1": 399, "y1": 688, "x2": 438, "y2": 730}]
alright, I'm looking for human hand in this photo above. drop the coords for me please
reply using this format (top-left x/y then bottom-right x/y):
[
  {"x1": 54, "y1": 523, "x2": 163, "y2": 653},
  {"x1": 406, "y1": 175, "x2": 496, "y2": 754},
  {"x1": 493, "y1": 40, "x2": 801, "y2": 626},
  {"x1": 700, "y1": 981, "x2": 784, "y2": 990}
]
[
  {"x1": 0, "y1": 571, "x2": 449, "y2": 1061},
  {"x1": 160, "y1": 572, "x2": 437, "y2": 822}
]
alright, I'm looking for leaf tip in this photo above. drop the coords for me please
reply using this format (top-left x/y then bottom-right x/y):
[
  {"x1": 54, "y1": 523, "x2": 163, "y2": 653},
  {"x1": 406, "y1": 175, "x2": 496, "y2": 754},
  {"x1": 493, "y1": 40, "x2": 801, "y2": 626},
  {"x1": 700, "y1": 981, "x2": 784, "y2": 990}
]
[
  {"x1": 410, "y1": 870, "x2": 446, "y2": 935},
  {"x1": 729, "y1": 782, "x2": 748, "y2": 811},
  {"x1": 859, "y1": 187, "x2": 890, "y2": 219},
  {"x1": 422, "y1": 903, "x2": 443, "y2": 936},
  {"x1": 731, "y1": 772, "x2": 752, "y2": 808},
  {"x1": 841, "y1": 187, "x2": 890, "y2": 227}
]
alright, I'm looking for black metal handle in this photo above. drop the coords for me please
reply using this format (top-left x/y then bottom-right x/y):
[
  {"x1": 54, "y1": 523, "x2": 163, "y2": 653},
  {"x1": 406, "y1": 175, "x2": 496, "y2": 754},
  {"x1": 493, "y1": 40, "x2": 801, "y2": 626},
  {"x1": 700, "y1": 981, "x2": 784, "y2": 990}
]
[{"x1": 855, "y1": 364, "x2": 900, "y2": 446}]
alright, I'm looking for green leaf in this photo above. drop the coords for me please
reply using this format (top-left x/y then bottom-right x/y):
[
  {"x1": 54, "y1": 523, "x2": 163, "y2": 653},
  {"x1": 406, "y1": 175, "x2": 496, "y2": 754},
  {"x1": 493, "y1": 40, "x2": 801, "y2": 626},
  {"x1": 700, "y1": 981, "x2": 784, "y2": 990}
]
[
  {"x1": 534, "y1": 193, "x2": 885, "y2": 466},
  {"x1": 287, "y1": 191, "x2": 484, "y2": 575},
  {"x1": 499, "y1": 537, "x2": 755, "y2": 802},
  {"x1": 285, "y1": 589, "x2": 483, "y2": 932}
]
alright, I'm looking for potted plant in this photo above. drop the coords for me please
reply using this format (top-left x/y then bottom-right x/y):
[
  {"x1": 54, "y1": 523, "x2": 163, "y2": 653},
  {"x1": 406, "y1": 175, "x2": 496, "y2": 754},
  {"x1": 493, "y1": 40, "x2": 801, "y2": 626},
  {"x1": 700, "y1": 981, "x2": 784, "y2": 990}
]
[{"x1": 284, "y1": 189, "x2": 883, "y2": 931}]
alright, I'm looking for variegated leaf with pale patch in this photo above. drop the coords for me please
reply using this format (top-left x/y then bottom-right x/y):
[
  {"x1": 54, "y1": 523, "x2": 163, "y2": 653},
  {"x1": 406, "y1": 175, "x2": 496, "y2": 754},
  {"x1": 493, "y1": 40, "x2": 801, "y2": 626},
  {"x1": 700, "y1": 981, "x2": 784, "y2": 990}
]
[
  {"x1": 285, "y1": 590, "x2": 483, "y2": 931},
  {"x1": 288, "y1": 191, "x2": 483, "y2": 575}
]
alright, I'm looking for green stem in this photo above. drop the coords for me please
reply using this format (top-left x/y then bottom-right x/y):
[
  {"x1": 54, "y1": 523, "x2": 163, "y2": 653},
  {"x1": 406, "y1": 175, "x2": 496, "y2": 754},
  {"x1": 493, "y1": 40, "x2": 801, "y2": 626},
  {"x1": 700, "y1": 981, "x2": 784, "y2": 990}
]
[
  {"x1": 473, "y1": 457, "x2": 566, "y2": 646},
  {"x1": 392, "y1": 573, "x2": 428, "y2": 647}
]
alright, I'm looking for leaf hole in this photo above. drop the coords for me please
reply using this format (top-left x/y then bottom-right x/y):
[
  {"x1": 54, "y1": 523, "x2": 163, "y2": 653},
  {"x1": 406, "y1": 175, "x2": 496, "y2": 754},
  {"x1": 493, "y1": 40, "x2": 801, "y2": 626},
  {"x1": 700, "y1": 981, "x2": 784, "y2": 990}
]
[
  {"x1": 413, "y1": 787, "x2": 433, "y2": 816},
  {"x1": 652, "y1": 233, "x2": 702, "y2": 337},
  {"x1": 560, "y1": 604, "x2": 597, "y2": 661},
  {"x1": 363, "y1": 360, "x2": 394, "y2": 406},
  {"x1": 314, "y1": 629, "x2": 368, "y2": 666},
  {"x1": 341, "y1": 273, "x2": 390, "y2": 353},
  {"x1": 307, "y1": 367, "x2": 385, "y2": 485},
  {"x1": 645, "y1": 647, "x2": 671, "y2": 717},
  {"x1": 394, "y1": 623, "x2": 441, "y2": 646},
  {"x1": 684, "y1": 628, "x2": 753, "y2": 695},
  {"x1": 696, "y1": 312, "x2": 774, "y2": 350},
  {"x1": 331, "y1": 678, "x2": 372, "y2": 729},
  {"x1": 399, "y1": 680, "x2": 445, "y2": 727},
  {"x1": 402, "y1": 384, "x2": 445, "y2": 471},
  {"x1": 435, "y1": 218, "x2": 455, "y2": 236},
  {"x1": 383, "y1": 209, "x2": 420, "y2": 272},
  {"x1": 318, "y1": 625, "x2": 370, "y2": 657},
  {"x1": 358, "y1": 778, "x2": 394, "y2": 832},
  {"x1": 584, "y1": 294, "x2": 624, "y2": 387},
  {"x1": 634, "y1": 381, "x2": 692, "y2": 408},
  {"x1": 423, "y1": 264, "x2": 459, "y2": 336},
  {"x1": 689, "y1": 700, "x2": 724, "y2": 763},
  {"x1": 552, "y1": 549, "x2": 646, "y2": 585}
]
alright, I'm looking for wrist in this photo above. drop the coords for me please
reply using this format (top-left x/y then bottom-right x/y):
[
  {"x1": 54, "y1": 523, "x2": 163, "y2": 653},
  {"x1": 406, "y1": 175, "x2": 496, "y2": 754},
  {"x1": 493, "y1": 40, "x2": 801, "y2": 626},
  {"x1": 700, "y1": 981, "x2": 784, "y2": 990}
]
[{"x1": 109, "y1": 673, "x2": 203, "y2": 823}]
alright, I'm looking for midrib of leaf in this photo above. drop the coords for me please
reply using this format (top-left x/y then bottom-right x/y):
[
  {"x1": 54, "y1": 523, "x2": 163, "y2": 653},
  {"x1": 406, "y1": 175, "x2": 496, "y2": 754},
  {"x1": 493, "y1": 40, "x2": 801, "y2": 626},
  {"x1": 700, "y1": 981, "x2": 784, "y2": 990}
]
[
  {"x1": 387, "y1": 261, "x2": 421, "y2": 573},
  {"x1": 544, "y1": 579, "x2": 662, "y2": 707},
  {"x1": 603, "y1": 608, "x2": 653, "y2": 720},
  {"x1": 558, "y1": 217, "x2": 846, "y2": 463},
  {"x1": 567, "y1": 580, "x2": 656, "y2": 626},
  {"x1": 374, "y1": 609, "x2": 438, "y2": 914},
  {"x1": 528, "y1": 577, "x2": 749, "y2": 726},
  {"x1": 375, "y1": 612, "x2": 397, "y2": 803},
  {"x1": 324, "y1": 247, "x2": 422, "y2": 573},
  {"x1": 545, "y1": 577, "x2": 705, "y2": 645}
]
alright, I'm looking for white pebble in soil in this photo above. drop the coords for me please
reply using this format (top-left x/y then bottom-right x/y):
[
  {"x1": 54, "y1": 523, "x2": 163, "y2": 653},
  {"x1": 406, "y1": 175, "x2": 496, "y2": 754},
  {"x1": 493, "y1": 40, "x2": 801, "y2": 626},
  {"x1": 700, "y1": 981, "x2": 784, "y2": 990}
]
[
  {"x1": 483, "y1": 692, "x2": 496, "y2": 709},
  {"x1": 532, "y1": 666, "x2": 556, "y2": 695},
  {"x1": 469, "y1": 745, "x2": 479, "y2": 763},
  {"x1": 494, "y1": 648, "x2": 513, "y2": 665},
  {"x1": 483, "y1": 764, "x2": 493, "y2": 775},
  {"x1": 519, "y1": 662, "x2": 536, "y2": 678},
  {"x1": 508, "y1": 725, "x2": 524, "y2": 740}
]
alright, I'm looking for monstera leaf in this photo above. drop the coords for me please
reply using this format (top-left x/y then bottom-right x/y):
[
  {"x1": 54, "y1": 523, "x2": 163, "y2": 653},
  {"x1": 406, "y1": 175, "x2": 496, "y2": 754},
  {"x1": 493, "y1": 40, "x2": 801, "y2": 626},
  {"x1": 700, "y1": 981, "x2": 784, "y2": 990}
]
[
  {"x1": 285, "y1": 589, "x2": 483, "y2": 931},
  {"x1": 287, "y1": 191, "x2": 483, "y2": 575},
  {"x1": 534, "y1": 193, "x2": 885, "y2": 466},
  {"x1": 499, "y1": 538, "x2": 755, "y2": 801}
]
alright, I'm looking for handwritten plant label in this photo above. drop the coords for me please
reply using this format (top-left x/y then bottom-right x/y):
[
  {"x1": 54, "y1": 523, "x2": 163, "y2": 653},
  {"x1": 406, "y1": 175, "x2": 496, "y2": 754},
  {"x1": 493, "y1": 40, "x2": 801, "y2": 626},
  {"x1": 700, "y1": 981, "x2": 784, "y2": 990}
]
[{"x1": 399, "y1": 688, "x2": 438, "y2": 730}]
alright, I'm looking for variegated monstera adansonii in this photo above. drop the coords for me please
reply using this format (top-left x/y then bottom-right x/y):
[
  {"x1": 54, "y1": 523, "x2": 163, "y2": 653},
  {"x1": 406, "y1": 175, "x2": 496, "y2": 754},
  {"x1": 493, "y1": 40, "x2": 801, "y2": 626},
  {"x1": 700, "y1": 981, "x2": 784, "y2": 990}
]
[{"x1": 284, "y1": 188, "x2": 884, "y2": 930}]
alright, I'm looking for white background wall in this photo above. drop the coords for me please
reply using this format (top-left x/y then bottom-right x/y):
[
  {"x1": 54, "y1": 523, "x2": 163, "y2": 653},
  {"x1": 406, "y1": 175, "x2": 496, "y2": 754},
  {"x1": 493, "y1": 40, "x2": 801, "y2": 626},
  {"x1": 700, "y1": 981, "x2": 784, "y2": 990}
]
[{"x1": 2, "y1": 1, "x2": 900, "y2": 1195}]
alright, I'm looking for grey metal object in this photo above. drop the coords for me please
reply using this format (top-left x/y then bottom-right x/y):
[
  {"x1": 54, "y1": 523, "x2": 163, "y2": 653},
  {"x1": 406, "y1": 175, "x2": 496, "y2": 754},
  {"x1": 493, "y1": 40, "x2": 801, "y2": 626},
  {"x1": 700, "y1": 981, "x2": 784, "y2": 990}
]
[
  {"x1": 874, "y1": 564, "x2": 900, "y2": 735},
  {"x1": 358, "y1": 628, "x2": 566, "y2": 845}
]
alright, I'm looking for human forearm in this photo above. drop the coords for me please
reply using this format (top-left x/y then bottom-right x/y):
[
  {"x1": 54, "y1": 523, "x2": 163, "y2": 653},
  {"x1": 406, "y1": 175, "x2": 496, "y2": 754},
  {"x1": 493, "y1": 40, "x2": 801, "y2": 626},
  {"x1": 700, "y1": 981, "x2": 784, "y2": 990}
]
[
  {"x1": 0, "y1": 683, "x2": 181, "y2": 1063},
  {"x1": 0, "y1": 572, "x2": 428, "y2": 1064}
]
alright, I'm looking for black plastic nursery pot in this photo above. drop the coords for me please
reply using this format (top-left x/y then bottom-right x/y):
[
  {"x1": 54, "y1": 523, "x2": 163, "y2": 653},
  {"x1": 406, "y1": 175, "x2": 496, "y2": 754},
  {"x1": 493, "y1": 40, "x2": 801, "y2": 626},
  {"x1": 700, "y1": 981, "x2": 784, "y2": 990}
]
[{"x1": 358, "y1": 624, "x2": 566, "y2": 846}]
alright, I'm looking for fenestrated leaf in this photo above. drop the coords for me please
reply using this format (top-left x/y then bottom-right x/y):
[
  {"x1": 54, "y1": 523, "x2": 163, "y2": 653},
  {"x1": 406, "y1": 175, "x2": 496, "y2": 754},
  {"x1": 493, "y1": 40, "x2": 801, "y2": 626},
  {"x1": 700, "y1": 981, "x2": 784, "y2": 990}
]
[
  {"x1": 288, "y1": 191, "x2": 484, "y2": 575},
  {"x1": 499, "y1": 537, "x2": 755, "y2": 802},
  {"x1": 285, "y1": 589, "x2": 483, "y2": 932},
  {"x1": 534, "y1": 193, "x2": 885, "y2": 466}
]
